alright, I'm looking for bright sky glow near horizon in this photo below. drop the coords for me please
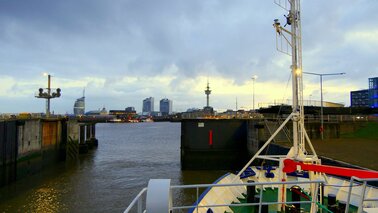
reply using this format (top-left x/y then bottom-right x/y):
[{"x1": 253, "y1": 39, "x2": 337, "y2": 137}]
[{"x1": 0, "y1": 0, "x2": 377, "y2": 114}]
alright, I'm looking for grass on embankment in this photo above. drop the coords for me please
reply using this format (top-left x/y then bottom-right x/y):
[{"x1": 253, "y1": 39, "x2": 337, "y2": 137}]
[
  {"x1": 277, "y1": 121, "x2": 378, "y2": 170},
  {"x1": 311, "y1": 121, "x2": 378, "y2": 170},
  {"x1": 341, "y1": 122, "x2": 378, "y2": 140}
]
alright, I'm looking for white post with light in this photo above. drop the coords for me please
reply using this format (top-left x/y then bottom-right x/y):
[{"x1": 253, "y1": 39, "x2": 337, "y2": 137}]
[{"x1": 251, "y1": 75, "x2": 258, "y2": 111}]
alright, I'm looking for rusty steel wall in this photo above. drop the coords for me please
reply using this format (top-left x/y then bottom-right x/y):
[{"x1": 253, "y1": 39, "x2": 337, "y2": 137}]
[{"x1": 42, "y1": 120, "x2": 58, "y2": 148}]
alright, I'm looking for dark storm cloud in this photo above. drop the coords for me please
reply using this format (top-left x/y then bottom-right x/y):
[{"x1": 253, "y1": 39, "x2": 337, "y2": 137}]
[
  {"x1": 1, "y1": 0, "x2": 378, "y2": 112},
  {"x1": 0, "y1": 0, "x2": 276, "y2": 80}
]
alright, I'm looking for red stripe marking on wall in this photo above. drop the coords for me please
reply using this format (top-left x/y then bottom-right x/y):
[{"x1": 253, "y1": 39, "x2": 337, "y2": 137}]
[{"x1": 209, "y1": 130, "x2": 213, "y2": 146}]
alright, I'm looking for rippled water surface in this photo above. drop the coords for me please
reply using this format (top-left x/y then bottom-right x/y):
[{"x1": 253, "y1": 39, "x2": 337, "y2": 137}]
[{"x1": 0, "y1": 122, "x2": 225, "y2": 212}]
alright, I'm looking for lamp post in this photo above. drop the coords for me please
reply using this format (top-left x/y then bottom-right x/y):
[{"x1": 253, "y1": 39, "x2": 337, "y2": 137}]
[
  {"x1": 251, "y1": 75, "x2": 258, "y2": 111},
  {"x1": 309, "y1": 94, "x2": 312, "y2": 106},
  {"x1": 35, "y1": 73, "x2": 61, "y2": 117},
  {"x1": 303, "y1": 72, "x2": 345, "y2": 140}
]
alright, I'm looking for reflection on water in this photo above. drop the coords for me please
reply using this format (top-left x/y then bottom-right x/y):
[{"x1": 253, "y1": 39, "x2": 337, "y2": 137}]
[
  {"x1": 0, "y1": 122, "x2": 226, "y2": 212},
  {"x1": 30, "y1": 186, "x2": 63, "y2": 212}
]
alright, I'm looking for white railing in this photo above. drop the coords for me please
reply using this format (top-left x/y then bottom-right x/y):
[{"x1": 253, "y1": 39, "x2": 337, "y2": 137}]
[
  {"x1": 263, "y1": 114, "x2": 378, "y2": 122},
  {"x1": 124, "y1": 179, "x2": 325, "y2": 213},
  {"x1": 345, "y1": 177, "x2": 378, "y2": 213},
  {"x1": 124, "y1": 188, "x2": 147, "y2": 213}
]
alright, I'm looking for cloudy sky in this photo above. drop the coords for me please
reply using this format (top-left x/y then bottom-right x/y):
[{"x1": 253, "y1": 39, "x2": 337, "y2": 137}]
[{"x1": 0, "y1": 0, "x2": 377, "y2": 114}]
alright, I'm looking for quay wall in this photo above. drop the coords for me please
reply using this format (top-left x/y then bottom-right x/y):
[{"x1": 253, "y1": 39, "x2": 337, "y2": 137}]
[{"x1": 0, "y1": 118, "x2": 96, "y2": 186}]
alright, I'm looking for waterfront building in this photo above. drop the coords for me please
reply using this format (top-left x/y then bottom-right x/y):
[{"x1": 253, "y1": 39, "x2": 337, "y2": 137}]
[
  {"x1": 159, "y1": 98, "x2": 172, "y2": 116},
  {"x1": 125, "y1": 107, "x2": 136, "y2": 113},
  {"x1": 73, "y1": 96, "x2": 85, "y2": 115},
  {"x1": 109, "y1": 107, "x2": 137, "y2": 121},
  {"x1": 350, "y1": 77, "x2": 378, "y2": 108},
  {"x1": 142, "y1": 97, "x2": 154, "y2": 114},
  {"x1": 350, "y1": 89, "x2": 369, "y2": 107},
  {"x1": 150, "y1": 111, "x2": 162, "y2": 117},
  {"x1": 86, "y1": 107, "x2": 108, "y2": 115}
]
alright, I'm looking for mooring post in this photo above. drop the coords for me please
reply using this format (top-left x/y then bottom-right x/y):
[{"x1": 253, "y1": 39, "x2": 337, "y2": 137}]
[
  {"x1": 85, "y1": 125, "x2": 93, "y2": 149},
  {"x1": 79, "y1": 125, "x2": 88, "y2": 154},
  {"x1": 91, "y1": 123, "x2": 98, "y2": 147}
]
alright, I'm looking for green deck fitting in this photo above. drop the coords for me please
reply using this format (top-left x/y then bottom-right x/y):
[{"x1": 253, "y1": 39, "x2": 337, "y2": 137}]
[{"x1": 227, "y1": 187, "x2": 360, "y2": 213}]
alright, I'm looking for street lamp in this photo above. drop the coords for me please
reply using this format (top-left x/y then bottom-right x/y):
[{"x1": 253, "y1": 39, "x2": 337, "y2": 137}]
[
  {"x1": 251, "y1": 75, "x2": 258, "y2": 111},
  {"x1": 303, "y1": 72, "x2": 345, "y2": 140},
  {"x1": 35, "y1": 73, "x2": 61, "y2": 117}
]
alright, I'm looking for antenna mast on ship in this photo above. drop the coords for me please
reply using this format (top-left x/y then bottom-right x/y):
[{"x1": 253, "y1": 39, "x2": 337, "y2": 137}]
[{"x1": 273, "y1": 0, "x2": 306, "y2": 159}]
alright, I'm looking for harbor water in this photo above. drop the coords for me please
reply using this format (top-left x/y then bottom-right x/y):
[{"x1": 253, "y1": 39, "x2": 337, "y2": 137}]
[{"x1": 0, "y1": 122, "x2": 225, "y2": 212}]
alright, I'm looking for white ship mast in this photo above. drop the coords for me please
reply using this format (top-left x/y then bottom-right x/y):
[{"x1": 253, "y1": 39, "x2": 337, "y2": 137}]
[{"x1": 274, "y1": 0, "x2": 306, "y2": 159}]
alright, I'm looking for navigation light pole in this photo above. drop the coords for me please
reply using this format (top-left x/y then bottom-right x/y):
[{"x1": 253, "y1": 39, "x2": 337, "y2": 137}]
[
  {"x1": 303, "y1": 72, "x2": 345, "y2": 140},
  {"x1": 35, "y1": 73, "x2": 61, "y2": 117}
]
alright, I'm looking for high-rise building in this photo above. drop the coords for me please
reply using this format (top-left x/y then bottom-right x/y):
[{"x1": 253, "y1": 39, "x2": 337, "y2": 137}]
[
  {"x1": 73, "y1": 96, "x2": 85, "y2": 115},
  {"x1": 350, "y1": 77, "x2": 378, "y2": 108},
  {"x1": 160, "y1": 98, "x2": 172, "y2": 116},
  {"x1": 142, "y1": 97, "x2": 154, "y2": 114},
  {"x1": 369, "y1": 77, "x2": 378, "y2": 108}
]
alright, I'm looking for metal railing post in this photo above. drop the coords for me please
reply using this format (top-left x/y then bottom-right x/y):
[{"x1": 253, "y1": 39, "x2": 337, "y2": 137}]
[
  {"x1": 357, "y1": 181, "x2": 367, "y2": 213},
  {"x1": 196, "y1": 187, "x2": 199, "y2": 213},
  {"x1": 345, "y1": 177, "x2": 355, "y2": 213},
  {"x1": 259, "y1": 185, "x2": 263, "y2": 213},
  {"x1": 310, "y1": 183, "x2": 319, "y2": 213},
  {"x1": 137, "y1": 196, "x2": 143, "y2": 213}
]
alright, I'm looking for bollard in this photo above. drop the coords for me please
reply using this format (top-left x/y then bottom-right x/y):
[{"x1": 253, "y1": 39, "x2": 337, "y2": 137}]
[
  {"x1": 91, "y1": 124, "x2": 98, "y2": 147},
  {"x1": 327, "y1": 193, "x2": 337, "y2": 212},
  {"x1": 247, "y1": 180, "x2": 255, "y2": 203},
  {"x1": 291, "y1": 185, "x2": 301, "y2": 210},
  {"x1": 86, "y1": 125, "x2": 93, "y2": 149},
  {"x1": 254, "y1": 195, "x2": 268, "y2": 213},
  {"x1": 79, "y1": 125, "x2": 88, "y2": 154},
  {"x1": 338, "y1": 200, "x2": 346, "y2": 213},
  {"x1": 327, "y1": 193, "x2": 336, "y2": 205}
]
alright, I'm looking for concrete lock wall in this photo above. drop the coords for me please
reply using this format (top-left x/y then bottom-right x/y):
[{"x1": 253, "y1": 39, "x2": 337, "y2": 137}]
[
  {"x1": 17, "y1": 119, "x2": 43, "y2": 179},
  {"x1": 18, "y1": 119, "x2": 41, "y2": 157},
  {"x1": 66, "y1": 120, "x2": 80, "y2": 160},
  {"x1": 67, "y1": 120, "x2": 79, "y2": 142}
]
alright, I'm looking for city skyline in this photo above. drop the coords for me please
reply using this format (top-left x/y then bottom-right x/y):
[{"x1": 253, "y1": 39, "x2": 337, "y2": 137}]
[{"x1": 1, "y1": 0, "x2": 378, "y2": 113}]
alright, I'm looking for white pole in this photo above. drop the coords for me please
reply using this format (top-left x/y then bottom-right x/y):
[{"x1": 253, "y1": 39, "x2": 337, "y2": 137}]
[
  {"x1": 320, "y1": 75, "x2": 324, "y2": 140},
  {"x1": 47, "y1": 74, "x2": 51, "y2": 117},
  {"x1": 252, "y1": 75, "x2": 257, "y2": 111}
]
